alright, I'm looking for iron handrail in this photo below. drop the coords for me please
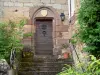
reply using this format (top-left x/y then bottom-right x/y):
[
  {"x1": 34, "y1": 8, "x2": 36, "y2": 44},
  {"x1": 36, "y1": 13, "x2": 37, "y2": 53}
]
[{"x1": 70, "y1": 43, "x2": 85, "y2": 72}]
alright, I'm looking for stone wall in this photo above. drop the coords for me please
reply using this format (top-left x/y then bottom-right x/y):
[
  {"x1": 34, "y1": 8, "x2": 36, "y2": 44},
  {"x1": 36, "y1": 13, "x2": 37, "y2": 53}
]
[
  {"x1": 0, "y1": 0, "x2": 74, "y2": 58},
  {"x1": 0, "y1": 0, "x2": 69, "y2": 25}
]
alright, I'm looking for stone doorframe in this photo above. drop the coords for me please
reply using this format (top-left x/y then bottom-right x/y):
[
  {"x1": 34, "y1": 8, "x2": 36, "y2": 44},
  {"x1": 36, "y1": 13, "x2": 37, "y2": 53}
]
[{"x1": 29, "y1": 6, "x2": 62, "y2": 55}]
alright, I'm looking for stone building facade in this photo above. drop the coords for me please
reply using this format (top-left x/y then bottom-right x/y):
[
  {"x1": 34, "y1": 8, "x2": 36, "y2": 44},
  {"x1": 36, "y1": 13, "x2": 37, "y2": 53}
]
[{"x1": 0, "y1": 0, "x2": 74, "y2": 58}]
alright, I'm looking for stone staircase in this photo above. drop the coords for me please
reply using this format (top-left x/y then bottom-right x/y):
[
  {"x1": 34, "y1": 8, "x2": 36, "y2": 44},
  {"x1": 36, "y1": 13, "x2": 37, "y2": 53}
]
[{"x1": 18, "y1": 55, "x2": 73, "y2": 75}]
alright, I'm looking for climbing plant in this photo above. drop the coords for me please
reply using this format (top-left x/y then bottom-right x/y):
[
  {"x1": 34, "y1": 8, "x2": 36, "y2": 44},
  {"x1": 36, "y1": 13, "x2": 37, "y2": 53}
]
[
  {"x1": 75, "y1": 0, "x2": 100, "y2": 58},
  {"x1": 0, "y1": 20, "x2": 26, "y2": 61}
]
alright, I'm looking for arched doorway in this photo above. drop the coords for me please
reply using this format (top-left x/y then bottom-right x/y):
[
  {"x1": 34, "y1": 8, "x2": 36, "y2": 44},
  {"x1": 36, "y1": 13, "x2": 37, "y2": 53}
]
[{"x1": 30, "y1": 6, "x2": 62, "y2": 55}]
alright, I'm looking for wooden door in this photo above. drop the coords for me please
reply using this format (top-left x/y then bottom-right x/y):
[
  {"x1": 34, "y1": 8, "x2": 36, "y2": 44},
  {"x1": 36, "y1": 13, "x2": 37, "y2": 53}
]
[{"x1": 35, "y1": 20, "x2": 53, "y2": 55}]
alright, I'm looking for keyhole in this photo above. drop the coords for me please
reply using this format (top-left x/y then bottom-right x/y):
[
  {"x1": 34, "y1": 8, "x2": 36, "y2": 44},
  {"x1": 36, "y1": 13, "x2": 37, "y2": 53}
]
[{"x1": 42, "y1": 31, "x2": 46, "y2": 37}]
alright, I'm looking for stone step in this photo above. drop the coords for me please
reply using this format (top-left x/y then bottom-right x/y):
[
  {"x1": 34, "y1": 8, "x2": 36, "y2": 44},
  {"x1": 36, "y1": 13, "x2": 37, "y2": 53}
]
[
  {"x1": 21, "y1": 57, "x2": 73, "y2": 63},
  {"x1": 19, "y1": 66, "x2": 62, "y2": 71},
  {"x1": 35, "y1": 47, "x2": 53, "y2": 50},
  {"x1": 35, "y1": 51, "x2": 53, "y2": 55},
  {"x1": 18, "y1": 56, "x2": 73, "y2": 75},
  {"x1": 18, "y1": 71, "x2": 59, "y2": 75},
  {"x1": 21, "y1": 58, "x2": 34, "y2": 62},
  {"x1": 20, "y1": 61, "x2": 73, "y2": 67}
]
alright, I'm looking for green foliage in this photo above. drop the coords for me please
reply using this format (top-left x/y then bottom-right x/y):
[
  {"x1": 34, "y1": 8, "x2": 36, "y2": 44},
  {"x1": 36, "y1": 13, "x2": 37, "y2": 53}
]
[
  {"x1": 58, "y1": 55, "x2": 100, "y2": 75},
  {"x1": 23, "y1": 32, "x2": 33, "y2": 38},
  {"x1": 0, "y1": 20, "x2": 26, "y2": 61},
  {"x1": 75, "y1": 0, "x2": 100, "y2": 58}
]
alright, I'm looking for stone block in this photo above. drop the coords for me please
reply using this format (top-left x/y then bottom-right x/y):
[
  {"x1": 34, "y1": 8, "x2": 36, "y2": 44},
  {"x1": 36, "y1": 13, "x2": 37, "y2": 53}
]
[
  {"x1": 46, "y1": 4, "x2": 52, "y2": 7},
  {"x1": 0, "y1": 2, "x2": 4, "y2": 7},
  {"x1": 50, "y1": 0, "x2": 56, "y2": 3},
  {"x1": 10, "y1": 0, "x2": 17, "y2": 2},
  {"x1": 0, "y1": 59, "x2": 10, "y2": 71},
  {"x1": 61, "y1": 5, "x2": 68, "y2": 11},
  {"x1": 22, "y1": 39, "x2": 31, "y2": 46},
  {"x1": 17, "y1": 0, "x2": 40, "y2": 3},
  {"x1": 56, "y1": 25, "x2": 69, "y2": 32},
  {"x1": 41, "y1": 0, "x2": 50, "y2": 3},
  {"x1": 63, "y1": 19, "x2": 69, "y2": 25},
  {"x1": 1, "y1": 0, "x2": 10, "y2": 1},
  {"x1": 0, "y1": 11, "x2": 3, "y2": 18},
  {"x1": 24, "y1": 3, "x2": 33, "y2": 7},
  {"x1": 14, "y1": 2, "x2": 23, "y2": 7},
  {"x1": 64, "y1": 11, "x2": 68, "y2": 15},
  {"x1": 55, "y1": 0, "x2": 67, "y2": 4},
  {"x1": 56, "y1": 39, "x2": 69, "y2": 46},
  {"x1": 62, "y1": 32, "x2": 71, "y2": 39},
  {"x1": 4, "y1": 7, "x2": 29, "y2": 12},
  {"x1": 23, "y1": 11, "x2": 29, "y2": 18},
  {"x1": 3, "y1": 7, "x2": 24, "y2": 21},
  {"x1": 56, "y1": 32, "x2": 63, "y2": 38},
  {"x1": 23, "y1": 25, "x2": 32, "y2": 33},
  {"x1": 4, "y1": 2, "x2": 14, "y2": 6},
  {"x1": 56, "y1": 9, "x2": 63, "y2": 14},
  {"x1": 17, "y1": 0, "x2": 33, "y2": 2},
  {"x1": 52, "y1": 4, "x2": 61, "y2": 9},
  {"x1": 33, "y1": 2, "x2": 44, "y2": 6}
]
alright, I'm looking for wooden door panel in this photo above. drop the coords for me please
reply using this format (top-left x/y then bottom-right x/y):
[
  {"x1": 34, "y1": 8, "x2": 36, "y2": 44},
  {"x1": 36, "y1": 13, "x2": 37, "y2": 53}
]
[{"x1": 35, "y1": 20, "x2": 53, "y2": 55}]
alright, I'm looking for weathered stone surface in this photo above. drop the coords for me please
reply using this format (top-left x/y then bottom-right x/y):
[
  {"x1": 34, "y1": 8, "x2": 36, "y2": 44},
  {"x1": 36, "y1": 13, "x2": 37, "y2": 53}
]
[
  {"x1": 23, "y1": 25, "x2": 32, "y2": 33},
  {"x1": 22, "y1": 25, "x2": 33, "y2": 46},
  {"x1": 4, "y1": 2, "x2": 14, "y2": 6},
  {"x1": 0, "y1": 59, "x2": 10, "y2": 72},
  {"x1": 10, "y1": 0, "x2": 17, "y2": 2},
  {"x1": 1, "y1": 0, "x2": 10, "y2": 1},
  {"x1": 55, "y1": 0, "x2": 67, "y2": 4},
  {"x1": 52, "y1": 4, "x2": 62, "y2": 9},
  {"x1": 62, "y1": 32, "x2": 71, "y2": 39},
  {"x1": 41, "y1": 0, "x2": 50, "y2": 3},
  {"x1": 63, "y1": 19, "x2": 69, "y2": 25},
  {"x1": 56, "y1": 25, "x2": 69, "y2": 32},
  {"x1": 24, "y1": 3, "x2": 33, "y2": 7},
  {"x1": 17, "y1": 0, "x2": 40, "y2": 3},
  {"x1": 14, "y1": 2, "x2": 23, "y2": 7},
  {"x1": 61, "y1": 5, "x2": 68, "y2": 11},
  {"x1": 56, "y1": 39, "x2": 69, "y2": 46},
  {"x1": 46, "y1": 4, "x2": 52, "y2": 7},
  {"x1": 0, "y1": 11, "x2": 3, "y2": 18},
  {"x1": 0, "y1": 2, "x2": 4, "y2": 7},
  {"x1": 64, "y1": 11, "x2": 69, "y2": 15},
  {"x1": 0, "y1": 0, "x2": 73, "y2": 58},
  {"x1": 23, "y1": 11, "x2": 29, "y2": 18},
  {"x1": 50, "y1": 0, "x2": 56, "y2": 3},
  {"x1": 56, "y1": 32, "x2": 63, "y2": 38},
  {"x1": 33, "y1": 2, "x2": 44, "y2": 6},
  {"x1": 4, "y1": 7, "x2": 29, "y2": 12}
]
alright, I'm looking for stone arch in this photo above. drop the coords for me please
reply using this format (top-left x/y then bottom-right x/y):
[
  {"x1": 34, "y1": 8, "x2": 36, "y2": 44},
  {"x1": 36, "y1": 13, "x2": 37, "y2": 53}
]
[
  {"x1": 30, "y1": 6, "x2": 62, "y2": 25},
  {"x1": 29, "y1": 6, "x2": 63, "y2": 55}
]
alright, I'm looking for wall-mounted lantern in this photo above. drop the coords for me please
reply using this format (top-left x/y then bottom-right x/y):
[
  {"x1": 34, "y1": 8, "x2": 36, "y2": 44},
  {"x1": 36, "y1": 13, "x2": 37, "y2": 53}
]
[{"x1": 60, "y1": 13, "x2": 65, "y2": 21}]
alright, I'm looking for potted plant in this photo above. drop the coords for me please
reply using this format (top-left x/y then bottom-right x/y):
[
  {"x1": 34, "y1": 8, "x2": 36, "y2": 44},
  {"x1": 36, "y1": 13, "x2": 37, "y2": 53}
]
[{"x1": 61, "y1": 44, "x2": 70, "y2": 59}]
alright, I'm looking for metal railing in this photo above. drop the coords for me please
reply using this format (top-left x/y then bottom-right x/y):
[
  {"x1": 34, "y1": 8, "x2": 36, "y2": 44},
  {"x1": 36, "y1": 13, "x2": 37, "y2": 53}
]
[
  {"x1": 70, "y1": 43, "x2": 85, "y2": 72},
  {"x1": 10, "y1": 48, "x2": 21, "y2": 75},
  {"x1": 10, "y1": 49, "x2": 16, "y2": 68}
]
